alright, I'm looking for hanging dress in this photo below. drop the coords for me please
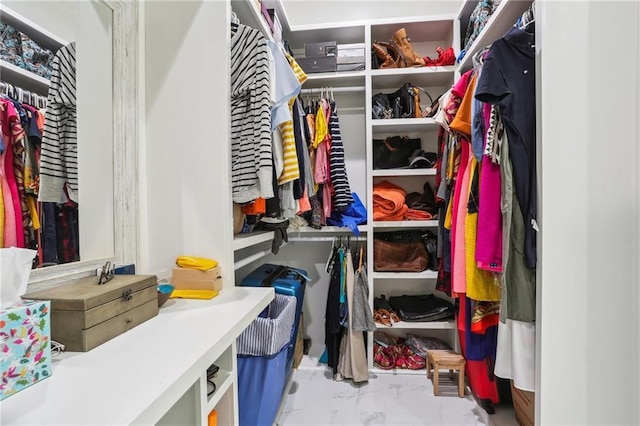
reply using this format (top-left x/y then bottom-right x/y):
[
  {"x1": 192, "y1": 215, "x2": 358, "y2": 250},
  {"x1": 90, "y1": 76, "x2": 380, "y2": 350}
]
[{"x1": 336, "y1": 248, "x2": 369, "y2": 383}]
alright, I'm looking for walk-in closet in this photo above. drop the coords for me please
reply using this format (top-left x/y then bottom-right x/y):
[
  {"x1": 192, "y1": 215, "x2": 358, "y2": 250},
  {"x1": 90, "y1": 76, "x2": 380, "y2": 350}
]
[{"x1": 1, "y1": 0, "x2": 638, "y2": 425}]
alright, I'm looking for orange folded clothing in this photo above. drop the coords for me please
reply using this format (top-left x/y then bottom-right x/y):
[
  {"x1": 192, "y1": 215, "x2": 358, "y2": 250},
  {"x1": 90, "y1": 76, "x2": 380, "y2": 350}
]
[
  {"x1": 373, "y1": 180, "x2": 408, "y2": 221},
  {"x1": 404, "y1": 209, "x2": 433, "y2": 220}
]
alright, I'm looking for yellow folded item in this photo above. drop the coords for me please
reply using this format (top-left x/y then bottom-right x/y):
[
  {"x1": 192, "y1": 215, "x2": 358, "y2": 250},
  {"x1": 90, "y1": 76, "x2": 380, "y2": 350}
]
[
  {"x1": 176, "y1": 255, "x2": 219, "y2": 271},
  {"x1": 170, "y1": 289, "x2": 219, "y2": 300}
]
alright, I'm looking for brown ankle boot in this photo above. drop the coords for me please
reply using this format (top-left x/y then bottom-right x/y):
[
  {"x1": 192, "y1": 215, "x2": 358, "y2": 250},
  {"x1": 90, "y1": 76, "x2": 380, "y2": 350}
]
[
  {"x1": 372, "y1": 42, "x2": 402, "y2": 69},
  {"x1": 392, "y1": 28, "x2": 425, "y2": 67}
]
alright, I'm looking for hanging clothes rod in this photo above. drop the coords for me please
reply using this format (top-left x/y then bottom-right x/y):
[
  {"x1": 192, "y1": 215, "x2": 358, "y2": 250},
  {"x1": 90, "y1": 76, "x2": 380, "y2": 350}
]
[
  {"x1": 288, "y1": 236, "x2": 367, "y2": 242},
  {"x1": 0, "y1": 80, "x2": 47, "y2": 109},
  {"x1": 300, "y1": 86, "x2": 365, "y2": 94}
]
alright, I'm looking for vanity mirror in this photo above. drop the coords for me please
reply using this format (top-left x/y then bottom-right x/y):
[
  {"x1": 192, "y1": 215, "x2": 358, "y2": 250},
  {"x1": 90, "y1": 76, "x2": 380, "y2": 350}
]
[{"x1": 0, "y1": 0, "x2": 139, "y2": 290}]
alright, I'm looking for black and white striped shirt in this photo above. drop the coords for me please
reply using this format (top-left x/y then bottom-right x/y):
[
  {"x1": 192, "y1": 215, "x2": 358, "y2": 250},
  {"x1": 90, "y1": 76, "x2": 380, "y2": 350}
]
[
  {"x1": 39, "y1": 42, "x2": 77, "y2": 203},
  {"x1": 231, "y1": 25, "x2": 272, "y2": 203},
  {"x1": 328, "y1": 105, "x2": 353, "y2": 210}
]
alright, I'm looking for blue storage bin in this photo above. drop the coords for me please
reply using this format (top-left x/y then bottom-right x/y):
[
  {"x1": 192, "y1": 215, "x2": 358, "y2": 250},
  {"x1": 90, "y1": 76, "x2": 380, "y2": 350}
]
[{"x1": 237, "y1": 294, "x2": 297, "y2": 426}]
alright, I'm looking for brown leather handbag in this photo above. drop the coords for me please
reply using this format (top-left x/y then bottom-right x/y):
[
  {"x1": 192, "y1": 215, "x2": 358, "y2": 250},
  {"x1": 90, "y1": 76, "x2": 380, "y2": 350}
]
[
  {"x1": 373, "y1": 230, "x2": 429, "y2": 272},
  {"x1": 372, "y1": 42, "x2": 402, "y2": 69}
]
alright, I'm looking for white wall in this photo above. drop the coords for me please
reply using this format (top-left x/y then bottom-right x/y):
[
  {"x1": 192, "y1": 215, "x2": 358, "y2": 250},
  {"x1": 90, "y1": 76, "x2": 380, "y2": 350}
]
[
  {"x1": 537, "y1": 1, "x2": 640, "y2": 424},
  {"x1": 281, "y1": 0, "x2": 460, "y2": 28},
  {"x1": 142, "y1": 1, "x2": 234, "y2": 282}
]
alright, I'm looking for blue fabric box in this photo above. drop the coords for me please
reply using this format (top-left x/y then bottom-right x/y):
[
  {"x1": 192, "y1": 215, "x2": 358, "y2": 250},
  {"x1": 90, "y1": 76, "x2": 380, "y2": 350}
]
[{"x1": 0, "y1": 300, "x2": 52, "y2": 400}]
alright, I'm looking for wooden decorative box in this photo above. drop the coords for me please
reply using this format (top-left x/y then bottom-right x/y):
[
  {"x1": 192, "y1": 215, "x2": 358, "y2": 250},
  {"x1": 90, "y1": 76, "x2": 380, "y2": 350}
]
[{"x1": 24, "y1": 275, "x2": 158, "y2": 352}]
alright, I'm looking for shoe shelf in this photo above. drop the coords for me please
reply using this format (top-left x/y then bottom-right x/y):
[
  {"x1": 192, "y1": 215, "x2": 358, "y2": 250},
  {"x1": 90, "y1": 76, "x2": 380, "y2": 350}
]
[
  {"x1": 372, "y1": 168, "x2": 437, "y2": 177},
  {"x1": 370, "y1": 66, "x2": 455, "y2": 89},
  {"x1": 371, "y1": 117, "x2": 438, "y2": 133},
  {"x1": 375, "y1": 319, "x2": 455, "y2": 330},
  {"x1": 373, "y1": 220, "x2": 438, "y2": 228},
  {"x1": 372, "y1": 270, "x2": 438, "y2": 280}
]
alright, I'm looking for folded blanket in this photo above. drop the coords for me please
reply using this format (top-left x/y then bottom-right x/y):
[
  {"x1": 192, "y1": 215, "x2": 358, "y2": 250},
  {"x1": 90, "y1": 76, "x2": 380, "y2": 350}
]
[
  {"x1": 373, "y1": 181, "x2": 407, "y2": 221},
  {"x1": 404, "y1": 209, "x2": 432, "y2": 220}
]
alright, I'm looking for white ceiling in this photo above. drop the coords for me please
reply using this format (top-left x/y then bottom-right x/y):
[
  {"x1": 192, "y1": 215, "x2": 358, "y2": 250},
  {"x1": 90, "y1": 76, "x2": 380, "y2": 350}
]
[{"x1": 279, "y1": 0, "x2": 462, "y2": 28}]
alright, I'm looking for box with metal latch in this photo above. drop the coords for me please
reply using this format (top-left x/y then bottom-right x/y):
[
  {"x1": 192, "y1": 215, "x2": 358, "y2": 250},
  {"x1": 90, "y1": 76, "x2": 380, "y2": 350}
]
[{"x1": 23, "y1": 275, "x2": 158, "y2": 352}]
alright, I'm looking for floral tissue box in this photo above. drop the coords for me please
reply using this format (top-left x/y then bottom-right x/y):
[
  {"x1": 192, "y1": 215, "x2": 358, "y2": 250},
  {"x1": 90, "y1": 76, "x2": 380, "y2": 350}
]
[{"x1": 0, "y1": 300, "x2": 52, "y2": 400}]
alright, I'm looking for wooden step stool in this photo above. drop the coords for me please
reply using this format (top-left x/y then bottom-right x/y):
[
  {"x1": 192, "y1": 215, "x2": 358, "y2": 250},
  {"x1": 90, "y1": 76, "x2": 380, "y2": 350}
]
[{"x1": 426, "y1": 350, "x2": 466, "y2": 397}]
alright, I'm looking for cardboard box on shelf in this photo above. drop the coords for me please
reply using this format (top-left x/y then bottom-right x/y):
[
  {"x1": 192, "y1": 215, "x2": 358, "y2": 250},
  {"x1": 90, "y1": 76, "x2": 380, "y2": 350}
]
[
  {"x1": 172, "y1": 266, "x2": 223, "y2": 292},
  {"x1": 510, "y1": 380, "x2": 535, "y2": 426}
]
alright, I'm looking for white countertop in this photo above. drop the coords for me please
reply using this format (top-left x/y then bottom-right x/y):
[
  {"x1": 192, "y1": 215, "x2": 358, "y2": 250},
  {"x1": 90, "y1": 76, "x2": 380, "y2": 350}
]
[{"x1": 0, "y1": 287, "x2": 274, "y2": 425}]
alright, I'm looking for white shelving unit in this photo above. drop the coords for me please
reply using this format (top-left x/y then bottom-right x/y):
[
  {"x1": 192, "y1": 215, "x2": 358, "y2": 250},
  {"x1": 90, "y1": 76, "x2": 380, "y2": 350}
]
[
  {"x1": 366, "y1": 15, "x2": 459, "y2": 367},
  {"x1": 0, "y1": 287, "x2": 274, "y2": 425}
]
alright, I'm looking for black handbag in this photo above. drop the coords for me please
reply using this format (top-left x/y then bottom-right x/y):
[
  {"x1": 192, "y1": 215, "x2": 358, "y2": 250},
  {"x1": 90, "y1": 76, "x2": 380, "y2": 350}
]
[
  {"x1": 372, "y1": 93, "x2": 392, "y2": 119},
  {"x1": 388, "y1": 294, "x2": 454, "y2": 322},
  {"x1": 372, "y1": 136, "x2": 421, "y2": 169},
  {"x1": 372, "y1": 83, "x2": 433, "y2": 119},
  {"x1": 389, "y1": 82, "x2": 417, "y2": 118}
]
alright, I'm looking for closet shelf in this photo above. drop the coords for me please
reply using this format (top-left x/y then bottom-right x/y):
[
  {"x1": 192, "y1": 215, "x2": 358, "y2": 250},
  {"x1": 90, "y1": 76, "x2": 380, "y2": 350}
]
[
  {"x1": 288, "y1": 225, "x2": 367, "y2": 235},
  {"x1": 372, "y1": 270, "x2": 438, "y2": 279},
  {"x1": 373, "y1": 220, "x2": 438, "y2": 228},
  {"x1": 0, "y1": 4, "x2": 67, "y2": 52},
  {"x1": 205, "y1": 369, "x2": 233, "y2": 412},
  {"x1": 371, "y1": 66, "x2": 455, "y2": 90},
  {"x1": 303, "y1": 71, "x2": 365, "y2": 89},
  {"x1": 233, "y1": 231, "x2": 275, "y2": 251},
  {"x1": 231, "y1": 0, "x2": 275, "y2": 42},
  {"x1": 234, "y1": 226, "x2": 368, "y2": 251},
  {"x1": 372, "y1": 117, "x2": 438, "y2": 133},
  {"x1": 372, "y1": 168, "x2": 437, "y2": 177},
  {"x1": 375, "y1": 319, "x2": 455, "y2": 330},
  {"x1": 1, "y1": 60, "x2": 50, "y2": 94},
  {"x1": 456, "y1": 0, "x2": 533, "y2": 72}
]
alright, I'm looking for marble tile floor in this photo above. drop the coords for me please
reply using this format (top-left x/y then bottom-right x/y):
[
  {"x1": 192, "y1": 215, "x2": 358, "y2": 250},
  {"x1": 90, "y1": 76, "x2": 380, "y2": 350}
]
[{"x1": 278, "y1": 353, "x2": 517, "y2": 426}]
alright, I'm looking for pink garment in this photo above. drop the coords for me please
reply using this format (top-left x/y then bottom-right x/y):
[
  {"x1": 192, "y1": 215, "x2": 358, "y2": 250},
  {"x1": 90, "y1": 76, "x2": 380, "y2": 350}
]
[
  {"x1": 476, "y1": 103, "x2": 503, "y2": 272},
  {"x1": 1, "y1": 149, "x2": 17, "y2": 247},
  {"x1": 313, "y1": 99, "x2": 334, "y2": 221},
  {"x1": 451, "y1": 140, "x2": 471, "y2": 295},
  {"x1": 1, "y1": 102, "x2": 24, "y2": 248}
]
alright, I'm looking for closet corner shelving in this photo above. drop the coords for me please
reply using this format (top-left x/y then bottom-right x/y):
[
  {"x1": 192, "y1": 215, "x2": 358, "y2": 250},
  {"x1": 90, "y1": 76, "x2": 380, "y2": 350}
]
[
  {"x1": 456, "y1": 0, "x2": 533, "y2": 71},
  {"x1": 366, "y1": 14, "x2": 459, "y2": 368}
]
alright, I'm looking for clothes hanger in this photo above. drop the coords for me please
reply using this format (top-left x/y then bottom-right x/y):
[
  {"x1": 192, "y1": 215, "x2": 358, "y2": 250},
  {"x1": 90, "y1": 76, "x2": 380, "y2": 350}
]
[{"x1": 230, "y1": 11, "x2": 240, "y2": 34}]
